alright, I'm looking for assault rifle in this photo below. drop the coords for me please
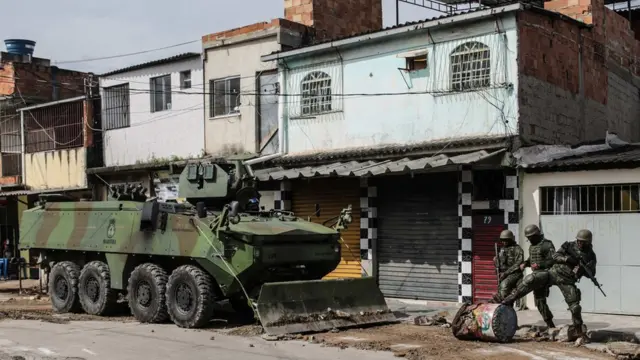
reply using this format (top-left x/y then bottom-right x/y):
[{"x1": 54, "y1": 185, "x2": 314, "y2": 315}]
[{"x1": 563, "y1": 242, "x2": 607, "y2": 297}]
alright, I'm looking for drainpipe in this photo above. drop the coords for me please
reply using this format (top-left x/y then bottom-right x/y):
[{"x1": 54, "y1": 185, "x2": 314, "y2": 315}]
[
  {"x1": 243, "y1": 64, "x2": 287, "y2": 175},
  {"x1": 20, "y1": 110, "x2": 25, "y2": 185}
]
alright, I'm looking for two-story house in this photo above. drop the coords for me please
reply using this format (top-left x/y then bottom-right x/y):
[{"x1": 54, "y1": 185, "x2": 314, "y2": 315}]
[
  {"x1": 201, "y1": 0, "x2": 383, "y2": 280},
  {"x1": 0, "y1": 38, "x2": 93, "y2": 279},
  {"x1": 89, "y1": 53, "x2": 204, "y2": 202},
  {"x1": 254, "y1": 0, "x2": 640, "y2": 306}
]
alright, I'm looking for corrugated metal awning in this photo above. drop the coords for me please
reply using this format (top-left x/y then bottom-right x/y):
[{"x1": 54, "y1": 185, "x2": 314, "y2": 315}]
[
  {"x1": 254, "y1": 149, "x2": 506, "y2": 181},
  {"x1": 0, "y1": 187, "x2": 89, "y2": 197}
]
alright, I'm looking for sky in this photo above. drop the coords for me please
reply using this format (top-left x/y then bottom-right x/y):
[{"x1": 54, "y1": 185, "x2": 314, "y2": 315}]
[{"x1": 1, "y1": 0, "x2": 441, "y2": 74}]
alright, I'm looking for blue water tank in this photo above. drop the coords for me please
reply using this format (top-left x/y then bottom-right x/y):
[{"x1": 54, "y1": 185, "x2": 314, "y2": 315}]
[{"x1": 4, "y1": 39, "x2": 36, "y2": 56}]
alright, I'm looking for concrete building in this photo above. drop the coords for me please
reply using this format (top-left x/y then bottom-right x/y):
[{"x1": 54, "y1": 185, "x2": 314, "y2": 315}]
[
  {"x1": 201, "y1": 0, "x2": 382, "y2": 158},
  {"x1": 90, "y1": 53, "x2": 204, "y2": 202},
  {"x1": 520, "y1": 140, "x2": 640, "y2": 316},
  {"x1": 253, "y1": 0, "x2": 640, "y2": 303}
]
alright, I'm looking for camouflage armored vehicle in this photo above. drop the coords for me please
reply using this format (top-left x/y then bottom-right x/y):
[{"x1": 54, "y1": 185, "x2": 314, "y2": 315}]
[{"x1": 18, "y1": 160, "x2": 394, "y2": 334}]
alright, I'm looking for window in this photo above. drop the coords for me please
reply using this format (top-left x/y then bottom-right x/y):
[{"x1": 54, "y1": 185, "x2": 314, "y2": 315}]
[
  {"x1": 406, "y1": 55, "x2": 427, "y2": 71},
  {"x1": 150, "y1": 75, "x2": 172, "y2": 113},
  {"x1": 103, "y1": 83, "x2": 130, "y2": 130},
  {"x1": 540, "y1": 184, "x2": 640, "y2": 215},
  {"x1": 180, "y1": 70, "x2": 191, "y2": 89},
  {"x1": 210, "y1": 76, "x2": 240, "y2": 117},
  {"x1": 450, "y1": 41, "x2": 491, "y2": 91},
  {"x1": 301, "y1": 71, "x2": 332, "y2": 116}
]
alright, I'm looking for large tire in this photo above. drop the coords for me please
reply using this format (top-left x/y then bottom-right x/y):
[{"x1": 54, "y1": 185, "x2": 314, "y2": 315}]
[
  {"x1": 127, "y1": 263, "x2": 168, "y2": 323},
  {"x1": 49, "y1": 261, "x2": 82, "y2": 313},
  {"x1": 78, "y1": 261, "x2": 118, "y2": 316},
  {"x1": 166, "y1": 265, "x2": 216, "y2": 328}
]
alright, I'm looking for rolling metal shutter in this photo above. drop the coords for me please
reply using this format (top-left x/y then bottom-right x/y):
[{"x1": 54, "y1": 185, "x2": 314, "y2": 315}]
[
  {"x1": 292, "y1": 178, "x2": 362, "y2": 279},
  {"x1": 376, "y1": 173, "x2": 458, "y2": 301}
]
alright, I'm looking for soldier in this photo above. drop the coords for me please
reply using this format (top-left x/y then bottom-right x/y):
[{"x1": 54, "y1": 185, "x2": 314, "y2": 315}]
[
  {"x1": 492, "y1": 229, "x2": 524, "y2": 305},
  {"x1": 501, "y1": 229, "x2": 598, "y2": 341},
  {"x1": 519, "y1": 224, "x2": 557, "y2": 329}
]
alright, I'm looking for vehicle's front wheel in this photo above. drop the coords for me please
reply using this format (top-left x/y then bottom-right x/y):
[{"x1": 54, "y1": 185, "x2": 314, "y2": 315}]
[
  {"x1": 49, "y1": 261, "x2": 82, "y2": 313},
  {"x1": 166, "y1": 265, "x2": 215, "y2": 328},
  {"x1": 78, "y1": 261, "x2": 118, "y2": 316},
  {"x1": 126, "y1": 263, "x2": 168, "y2": 323}
]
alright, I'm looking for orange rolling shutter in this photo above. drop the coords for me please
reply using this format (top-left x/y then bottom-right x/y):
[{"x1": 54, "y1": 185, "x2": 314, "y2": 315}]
[{"x1": 291, "y1": 178, "x2": 362, "y2": 279}]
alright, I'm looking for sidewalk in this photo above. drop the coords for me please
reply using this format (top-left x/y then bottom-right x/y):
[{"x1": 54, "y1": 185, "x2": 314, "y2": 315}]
[{"x1": 385, "y1": 298, "x2": 640, "y2": 346}]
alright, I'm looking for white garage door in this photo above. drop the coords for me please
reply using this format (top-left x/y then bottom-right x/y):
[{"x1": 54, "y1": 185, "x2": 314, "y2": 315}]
[{"x1": 540, "y1": 214, "x2": 640, "y2": 315}]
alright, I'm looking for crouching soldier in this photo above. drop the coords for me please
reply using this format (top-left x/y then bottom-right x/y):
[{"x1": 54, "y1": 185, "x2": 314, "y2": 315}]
[
  {"x1": 492, "y1": 230, "x2": 524, "y2": 305},
  {"x1": 501, "y1": 229, "x2": 598, "y2": 343}
]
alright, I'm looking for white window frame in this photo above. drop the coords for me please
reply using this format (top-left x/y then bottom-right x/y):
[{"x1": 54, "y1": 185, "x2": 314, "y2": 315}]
[
  {"x1": 210, "y1": 76, "x2": 241, "y2": 118},
  {"x1": 150, "y1": 74, "x2": 172, "y2": 113},
  {"x1": 180, "y1": 70, "x2": 192, "y2": 89},
  {"x1": 450, "y1": 41, "x2": 491, "y2": 92},
  {"x1": 301, "y1": 71, "x2": 332, "y2": 116}
]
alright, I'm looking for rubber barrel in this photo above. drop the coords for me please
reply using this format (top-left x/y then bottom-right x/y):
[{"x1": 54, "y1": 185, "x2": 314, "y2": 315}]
[
  {"x1": 255, "y1": 277, "x2": 397, "y2": 335},
  {"x1": 452, "y1": 302, "x2": 518, "y2": 343}
]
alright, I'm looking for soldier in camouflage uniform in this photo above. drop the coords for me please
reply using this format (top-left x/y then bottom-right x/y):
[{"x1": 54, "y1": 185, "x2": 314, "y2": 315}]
[
  {"x1": 502, "y1": 229, "x2": 597, "y2": 338},
  {"x1": 492, "y1": 229, "x2": 524, "y2": 305},
  {"x1": 516, "y1": 224, "x2": 557, "y2": 328}
]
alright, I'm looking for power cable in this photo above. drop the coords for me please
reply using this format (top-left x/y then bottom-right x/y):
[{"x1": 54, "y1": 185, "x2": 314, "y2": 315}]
[{"x1": 54, "y1": 40, "x2": 201, "y2": 65}]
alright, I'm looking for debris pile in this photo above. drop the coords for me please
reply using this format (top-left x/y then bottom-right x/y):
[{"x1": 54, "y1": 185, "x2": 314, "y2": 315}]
[
  {"x1": 413, "y1": 312, "x2": 451, "y2": 328},
  {"x1": 516, "y1": 324, "x2": 588, "y2": 344}
]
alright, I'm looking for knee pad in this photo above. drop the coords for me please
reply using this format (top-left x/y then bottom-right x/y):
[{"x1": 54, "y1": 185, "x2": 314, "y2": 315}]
[{"x1": 568, "y1": 303, "x2": 582, "y2": 316}]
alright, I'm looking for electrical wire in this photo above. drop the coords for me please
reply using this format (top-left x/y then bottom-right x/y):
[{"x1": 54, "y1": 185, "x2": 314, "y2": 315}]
[{"x1": 54, "y1": 40, "x2": 201, "y2": 65}]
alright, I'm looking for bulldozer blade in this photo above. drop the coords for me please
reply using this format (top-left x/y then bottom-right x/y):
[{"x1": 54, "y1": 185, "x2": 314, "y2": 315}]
[{"x1": 255, "y1": 277, "x2": 397, "y2": 335}]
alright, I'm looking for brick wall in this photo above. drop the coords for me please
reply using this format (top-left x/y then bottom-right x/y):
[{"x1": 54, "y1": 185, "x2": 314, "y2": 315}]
[
  {"x1": 13, "y1": 63, "x2": 86, "y2": 102},
  {"x1": 284, "y1": 0, "x2": 383, "y2": 40},
  {"x1": 517, "y1": 3, "x2": 640, "y2": 145}
]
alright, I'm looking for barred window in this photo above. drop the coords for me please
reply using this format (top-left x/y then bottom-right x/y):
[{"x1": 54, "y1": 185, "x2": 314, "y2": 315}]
[
  {"x1": 450, "y1": 41, "x2": 491, "y2": 91},
  {"x1": 301, "y1": 71, "x2": 332, "y2": 116},
  {"x1": 103, "y1": 83, "x2": 130, "y2": 130},
  {"x1": 540, "y1": 184, "x2": 640, "y2": 215},
  {"x1": 150, "y1": 75, "x2": 172, "y2": 113}
]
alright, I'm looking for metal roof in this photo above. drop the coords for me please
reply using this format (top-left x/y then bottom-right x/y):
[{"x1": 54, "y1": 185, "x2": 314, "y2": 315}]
[
  {"x1": 525, "y1": 145, "x2": 640, "y2": 170},
  {"x1": 100, "y1": 52, "x2": 200, "y2": 77},
  {"x1": 255, "y1": 149, "x2": 506, "y2": 181},
  {"x1": 0, "y1": 187, "x2": 89, "y2": 197},
  {"x1": 273, "y1": 134, "x2": 511, "y2": 166}
]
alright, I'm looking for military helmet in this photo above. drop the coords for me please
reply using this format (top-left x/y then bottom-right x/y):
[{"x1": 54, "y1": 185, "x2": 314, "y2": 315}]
[
  {"x1": 499, "y1": 229, "x2": 514, "y2": 241},
  {"x1": 576, "y1": 229, "x2": 593, "y2": 243},
  {"x1": 524, "y1": 224, "x2": 541, "y2": 237}
]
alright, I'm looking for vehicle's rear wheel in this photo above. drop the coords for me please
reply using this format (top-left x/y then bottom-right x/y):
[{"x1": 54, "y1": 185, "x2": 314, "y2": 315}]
[
  {"x1": 78, "y1": 261, "x2": 118, "y2": 316},
  {"x1": 166, "y1": 265, "x2": 215, "y2": 328},
  {"x1": 49, "y1": 261, "x2": 82, "y2": 313},
  {"x1": 127, "y1": 263, "x2": 168, "y2": 323}
]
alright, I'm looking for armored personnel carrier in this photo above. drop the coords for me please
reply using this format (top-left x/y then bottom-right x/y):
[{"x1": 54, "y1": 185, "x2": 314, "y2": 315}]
[{"x1": 19, "y1": 160, "x2": 394, "y2": 334}]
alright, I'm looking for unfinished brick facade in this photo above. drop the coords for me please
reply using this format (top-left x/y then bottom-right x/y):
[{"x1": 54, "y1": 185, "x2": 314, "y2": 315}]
[
  {"x1": 284, "y1": 0, "x2": 383, "y2": 40},
  {"x1": 517, "y1": 1, "x2": 640, "y2": 145}
]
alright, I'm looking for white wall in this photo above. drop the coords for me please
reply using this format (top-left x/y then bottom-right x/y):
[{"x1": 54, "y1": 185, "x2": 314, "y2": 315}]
[
  {"x1": 521, "y1": 167, "x2": 640, "y2": 309},
  {"x1": 203, "y1": 36, "x2": 280, "y2": 156},
  {"x1": 100, "y1": 57, "x2": 204, "y2": 167},
  {"x1": 281, "y1": 14, "x2": 519, "y2": 154}
]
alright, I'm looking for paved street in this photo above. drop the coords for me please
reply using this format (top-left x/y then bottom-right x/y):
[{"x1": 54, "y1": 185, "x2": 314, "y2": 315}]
[{"x1": 0, "y1": 320, "x2": 396, "y2": 360}]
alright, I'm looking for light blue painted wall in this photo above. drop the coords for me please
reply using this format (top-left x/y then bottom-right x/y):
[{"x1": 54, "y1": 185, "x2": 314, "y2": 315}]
[{"x1": 280, "y1": 13, "x2": 519, "y2": 154}]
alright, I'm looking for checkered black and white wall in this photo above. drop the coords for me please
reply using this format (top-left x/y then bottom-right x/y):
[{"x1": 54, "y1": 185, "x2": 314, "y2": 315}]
[
  {"x1": 458, "y1": 167, "x2": 520, "y2": 304},
  {"x1": 458, "y1": 166, "x2": 473, "y2": 303},
  {"x1": 360, "y1": 177, "x2": 377, "y2": 276},
  {"x1": 274, "y1": 180, "x2": 292, "y2": 211}
]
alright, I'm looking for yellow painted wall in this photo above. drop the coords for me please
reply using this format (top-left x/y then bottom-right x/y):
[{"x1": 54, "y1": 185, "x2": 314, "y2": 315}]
[{"x1": 24, "y1": 148, "x2": 87, "y2": 190}]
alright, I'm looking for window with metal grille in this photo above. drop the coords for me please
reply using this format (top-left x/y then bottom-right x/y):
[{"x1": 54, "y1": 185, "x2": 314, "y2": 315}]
[
  {"x1": 210, "y1": 76, "x2": 240, "y2": 117},
  {"x1": 103, "y1": 83, "x2": 130, "y2": 130},
  {"x1": 540, "y1": 184, "x2": 640, "y2": 215},
  {"x1": 301, "y1": 71, "x2": 332, "y2": 116},
  {"x1": 450, "y1": 41, "x2": 491, "y2": 91},
  {"x1": 150, "y1": 75, "x2": 172, "y2": 113},
  {"x1": 0, "y1": 113, "x2": 22, "y2": 177}
]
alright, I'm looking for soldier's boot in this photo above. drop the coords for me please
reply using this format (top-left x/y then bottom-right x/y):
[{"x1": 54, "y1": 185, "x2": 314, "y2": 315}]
[
  {"x1": 500, "y1": 291, "x2": 520, "y2": 307},
  {"x1": 544, "y1": 319, "x2": 556, "y2": 329},
  {"x1": 569, "y1": 304, "x2": 589, "y2": 346}
]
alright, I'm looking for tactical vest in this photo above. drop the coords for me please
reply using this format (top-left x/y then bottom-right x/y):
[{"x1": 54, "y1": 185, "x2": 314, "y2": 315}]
[
  {"x1": 499, "y1": 244, "x2": 519, "y2": 270},
  {"x1": 529, "y1": 239, "x2": 552, "y2": 269}
]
